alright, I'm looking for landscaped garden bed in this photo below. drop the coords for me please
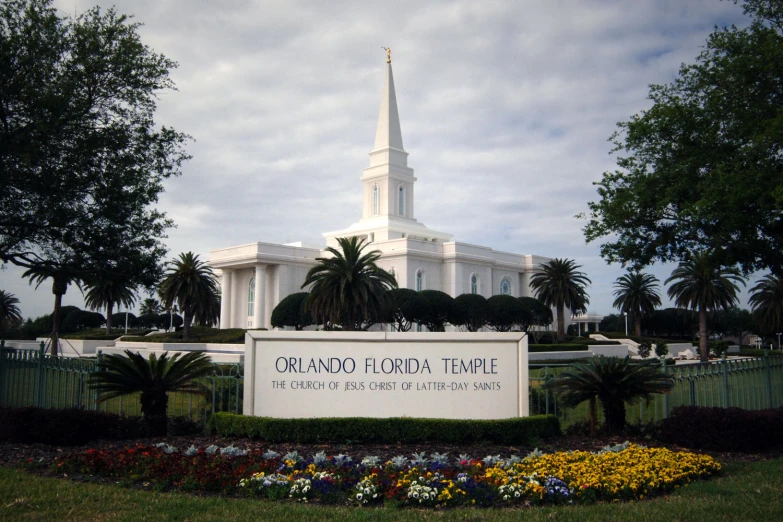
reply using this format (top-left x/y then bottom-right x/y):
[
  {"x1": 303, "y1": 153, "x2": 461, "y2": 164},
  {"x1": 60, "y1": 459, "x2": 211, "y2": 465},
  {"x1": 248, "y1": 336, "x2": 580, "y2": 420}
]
[{"x1": 43, "y1": 440, "x2": 720, "y2": 507}]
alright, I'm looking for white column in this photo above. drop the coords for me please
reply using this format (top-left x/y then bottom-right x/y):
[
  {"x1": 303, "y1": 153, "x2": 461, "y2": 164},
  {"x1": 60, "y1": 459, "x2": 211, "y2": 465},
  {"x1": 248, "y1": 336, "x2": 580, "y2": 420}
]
[
  {"x1": 220, "y1": 270, "x2": 232, "y2": 329},
  {"x1": 253, "y1": 265, "x2": 266, "y2": 329}
]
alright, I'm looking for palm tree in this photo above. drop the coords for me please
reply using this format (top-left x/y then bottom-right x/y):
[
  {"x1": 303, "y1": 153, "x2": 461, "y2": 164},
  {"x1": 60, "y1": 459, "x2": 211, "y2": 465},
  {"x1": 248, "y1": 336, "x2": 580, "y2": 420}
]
[
  {"x1": 612, "y1": 271, "x2": 662, "y2": 337},
  {"x1": 749, "y1": 273, "x2": 783, "y2": 336},
  {"x1": 0, "y1": 290, "x2": 23, "y2": 333},
  {"x1": 22, "y1": 265, "x2": 82, "y2": 356},
  {"x1": 159, "y1": 252, "x2": 219, "y2": 340},
  {"x1": 301, "y1": 236, "x2": 397, "y2": 330},
  {"x1": 529, "y1": 258, "x2": 591, "y2": 342},
  {"x1": 139, "y1": 298, "x2": 163, "y2": 316},
  {"x1": 84, "y1": 277, "x2": 137, "y2": 333},
  {"x1": 665, "y1": 252, "x2": 745, "y2": 362},
  {"x1": 89, "y1": 350, "x2": 213, "y2": 436},
  {"x1": 545, "y1": 356, "x2": 674, "y2": 434}
]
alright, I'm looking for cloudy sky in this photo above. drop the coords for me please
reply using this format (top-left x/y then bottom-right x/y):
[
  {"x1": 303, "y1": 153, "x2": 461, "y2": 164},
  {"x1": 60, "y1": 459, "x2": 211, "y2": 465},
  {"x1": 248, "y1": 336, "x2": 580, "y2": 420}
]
[{"x1": 4, "y1": 0, "x2": 759, "y2": 321}]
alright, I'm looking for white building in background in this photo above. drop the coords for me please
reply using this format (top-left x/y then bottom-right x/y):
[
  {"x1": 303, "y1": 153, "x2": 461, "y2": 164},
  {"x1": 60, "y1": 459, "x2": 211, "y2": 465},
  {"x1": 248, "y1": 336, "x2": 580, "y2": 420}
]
[{"x1": 209, "y1": 57, "x2": 560, "y2": 330}]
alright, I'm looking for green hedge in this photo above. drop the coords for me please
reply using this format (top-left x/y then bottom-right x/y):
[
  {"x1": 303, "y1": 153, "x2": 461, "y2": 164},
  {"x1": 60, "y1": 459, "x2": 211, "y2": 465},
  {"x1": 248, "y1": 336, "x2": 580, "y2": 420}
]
[
  {"x1": 122, "y1": 327, "x2": 249, "y2": 344},
  {"x1": 529, "y1": 344, "x2": 588, "y2": 352},
  {"x1": 207, "y1": 413, "x2": 560, "y2": 445}
]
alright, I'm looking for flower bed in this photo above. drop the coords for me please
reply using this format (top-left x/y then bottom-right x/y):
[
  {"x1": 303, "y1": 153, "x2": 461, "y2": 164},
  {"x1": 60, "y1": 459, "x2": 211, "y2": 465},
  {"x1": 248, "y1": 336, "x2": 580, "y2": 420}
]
[{"x1": 54, "y1": 442, "x2": 721, "y2": 507}]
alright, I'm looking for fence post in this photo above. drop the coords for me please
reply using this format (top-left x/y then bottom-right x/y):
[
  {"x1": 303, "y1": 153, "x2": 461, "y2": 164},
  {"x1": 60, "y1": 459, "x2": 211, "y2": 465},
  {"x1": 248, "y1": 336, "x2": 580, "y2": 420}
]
[
  {"x1": 94, "y1": 350, "x2": 102, "y2": 411},
  {"x1": 721, "y1": 353, "x2": 729, "y2": 408},
  {"x1": 764, "y1": 350, "x2": 773, "y2": 408},
  {"x1": 37, "y1": 341, "x2": 45, "y2": 407},
  {"x1": 660, "y1": 355, "x2": 669, "y2": 418}
]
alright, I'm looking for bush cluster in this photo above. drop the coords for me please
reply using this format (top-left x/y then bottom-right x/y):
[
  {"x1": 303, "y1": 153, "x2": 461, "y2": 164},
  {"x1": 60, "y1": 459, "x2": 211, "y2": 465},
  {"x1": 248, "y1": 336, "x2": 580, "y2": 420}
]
[
  {"x1": 0, "y1": 407, "x2": 202, "y2": 446},
  {"x1": 658, "y1": 406, "x2": 783, "y2": 452},
  {"x1": 123, "y1": 327, "x2": 247, "y2": 344},
  {"x1": 207, "y1": 413, "x2": 560, "y2": 445}
]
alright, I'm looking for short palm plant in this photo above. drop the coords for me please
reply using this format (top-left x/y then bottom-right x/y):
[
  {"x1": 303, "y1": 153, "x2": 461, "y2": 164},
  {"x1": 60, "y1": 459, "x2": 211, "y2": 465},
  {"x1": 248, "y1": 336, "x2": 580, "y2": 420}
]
[
  {"x1": 89, "y1": 350, "x2": 214, "y2": 436},
  {"x1": 544, "y1": 356, "x2": 674, "y2": 434},
  {"x1": 0, "y1": 290, "x2": 23, "y2": 332}
]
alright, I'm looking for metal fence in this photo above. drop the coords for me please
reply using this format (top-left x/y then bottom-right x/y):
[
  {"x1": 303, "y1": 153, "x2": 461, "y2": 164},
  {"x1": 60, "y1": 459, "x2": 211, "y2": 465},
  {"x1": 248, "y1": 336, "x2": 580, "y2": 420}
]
[
  {"x1": 530, "y1": 354, "x2": 783, "y2": 429},
  {"x1": 2, "y1": 341, "x2": 781, "y2": 429},
  {"x1": 0, "y1": 342, "x2": 243, "y2": 423}
]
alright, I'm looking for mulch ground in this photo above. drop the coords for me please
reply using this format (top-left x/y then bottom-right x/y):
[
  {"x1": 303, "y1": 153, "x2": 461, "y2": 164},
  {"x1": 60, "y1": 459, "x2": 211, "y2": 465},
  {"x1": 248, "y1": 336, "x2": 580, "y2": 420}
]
[{"x1": 1, "y1": 433, "x2": 779, "y2": 471}]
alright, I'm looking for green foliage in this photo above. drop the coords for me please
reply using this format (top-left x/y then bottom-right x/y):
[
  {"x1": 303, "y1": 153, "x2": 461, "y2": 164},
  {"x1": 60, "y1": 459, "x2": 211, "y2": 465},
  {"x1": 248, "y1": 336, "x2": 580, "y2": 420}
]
[
  {"x1": 454, "y1": 293, "x2": 489, "y2": 331},
  {"x1": 666, "y1": 252, "x2": 745, "y2": 361},
  {"x1": 270, "y1": 292, "x2": 313, "y2": 330},
  {"x1": 122, "y1": 327, "x2": 245, "y2": 344},
  {"x1": 302, "y1": 237, "x2": 396, "y2": 330},
  {"x1": 706, "y1": 340, "x2": 731, "y2": 357},
  {"x1": 582, "y1": 1, "x2": 783, "y2": 273},
  {"x1": 637, "y1": 339, "x2": 652, "y2": 358},
  {"x1": 658, "y1": 406, "x2": 783, "y2": 452},
  {"x1": 545, "y1": 356, "x2": 674, "y2": 434},
  {"x1": 654, "y1": 341, "x2": 669, "y2": 358},
  {"x1": 84, "y1": 277, "x2": 137, "y2": 333},
  {"x1": 0, "y1": 0, "x2": 189, "y2": 318},
  {"x1": 612, "y1": 271, "x2": 662, "y2": 337},
  {"x1": 413, "y1": 290, "x2": 460, "y2": 332},
  {"x1": 159, "y1": 252, "x2": 220, "y2": 339},
  {"x1": 207, "y1": 412, "x2": 561, "y2": 445},
  {"x1": 0, "y1": 407, "x2": 145, "y2": 445},
  {"x1": 529, "y1": 258, "x2": 591, "y2": 342},
  {"x1": 749, "y1": 273, "x2": 783, "y2": 335},
  {"x1": 529, "y1": 344, "x2": 588, "y2": 353},
  {"x1": 0, "y1": 290, "x2": 22, "y2": 334},
  {"x1": 486, "y1": 294, "x2": 530, "y2": 332},
  {"x1": 384, "y1": 288, "x2": 424, "y2": 332},
  {"x1": 139, "y1": 298, "x2": 164, "y2": 316},
  {"x1": 90, "y1": 350, "x2": 214, "y2": 436},
  {"x1": 109, "y1": 312, "x2": 138, "y2": 329},
  {"x1": 518, "y1": 296, "x2": 553, "y2": 332}
]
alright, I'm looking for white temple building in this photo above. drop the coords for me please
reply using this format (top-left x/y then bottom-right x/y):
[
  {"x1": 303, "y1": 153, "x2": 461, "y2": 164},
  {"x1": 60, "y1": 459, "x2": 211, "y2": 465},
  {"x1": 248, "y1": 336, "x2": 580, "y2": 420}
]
[{"x1": 210, "y1": 57, "x2": 558, "y2": 330}]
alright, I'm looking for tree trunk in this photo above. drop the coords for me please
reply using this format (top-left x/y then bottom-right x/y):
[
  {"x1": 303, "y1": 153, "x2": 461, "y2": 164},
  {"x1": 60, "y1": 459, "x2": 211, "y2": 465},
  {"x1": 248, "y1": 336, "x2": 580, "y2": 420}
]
[
  {"x1": 699, "y1": 307, "x2": 709, "y2": 362},
  {"x1": 183, "y1": 307, "x2": 192, "y2": 340},
  {"x1": 601, "y1": 397, "x2": 626, "y2": 434},
  {"x1": 140, "y1": 391, "x2": 168, "y2": 437},
  {"x1": 106, "y1": 302, "x2": 113, "y2": 334},
  {"x1": 556, "y1": 304, "x2": 565, "y2": 342},
  {"x1": 634, "y1": 314, "x2": 642, "y2": 337},
  {"x1": 50, "y1": 277, "x2": 68, "y2": 357}
]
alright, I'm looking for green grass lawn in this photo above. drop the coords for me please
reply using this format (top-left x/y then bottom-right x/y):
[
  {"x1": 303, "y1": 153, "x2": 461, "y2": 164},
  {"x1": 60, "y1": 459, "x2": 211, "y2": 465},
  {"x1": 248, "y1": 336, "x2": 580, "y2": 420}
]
[{"x1": 1, "y1": 458, "x2": 781, "y2": 521}]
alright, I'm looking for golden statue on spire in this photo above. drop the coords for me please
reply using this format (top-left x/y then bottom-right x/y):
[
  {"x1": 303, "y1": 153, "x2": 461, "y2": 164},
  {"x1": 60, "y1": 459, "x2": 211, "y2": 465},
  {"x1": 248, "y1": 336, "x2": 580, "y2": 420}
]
[{"x1": 382, "y1": 46, "x2": 391, "y2": 63}]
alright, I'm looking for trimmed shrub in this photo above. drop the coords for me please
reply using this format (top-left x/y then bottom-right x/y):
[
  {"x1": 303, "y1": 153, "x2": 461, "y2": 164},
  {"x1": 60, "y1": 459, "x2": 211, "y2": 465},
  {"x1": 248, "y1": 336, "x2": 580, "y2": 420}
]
[
  {"x1": 655, "y1": 341, "x2": 669, "y2": 357},
  {"x1": 271, "y1": 292, "x2": 313, "y2": 330},
  {"x1": 207, "y1": 413, "x2": 560, "y2": 445},
  {"x1": 486, "y1": 294, "x2": 531, "y2": 332},
  {"x1": 658, "y1": 406, "x2": 783, "y2": 452},
  {"x1": 637, "y1": 339, "x2": 652, "y2": 358},
  {"x1": 529, "y1": 344, "x2": 588, "y2": 352},
  {"x1": 0, "y1": 407, "x2": 144, "y2": 445},
  {"x1": 0, "y1": 407, "x2": 203, "y2": 445},
  {"x1": 454, "y1": 293, "x2": 489, "y2": 332}
]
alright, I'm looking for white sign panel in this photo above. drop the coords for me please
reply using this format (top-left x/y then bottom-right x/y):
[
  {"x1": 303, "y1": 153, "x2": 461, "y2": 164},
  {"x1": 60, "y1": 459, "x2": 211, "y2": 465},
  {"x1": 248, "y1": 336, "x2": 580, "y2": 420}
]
[{"x1": 244, "y1": 331, "x2": 528, "y2": 419}]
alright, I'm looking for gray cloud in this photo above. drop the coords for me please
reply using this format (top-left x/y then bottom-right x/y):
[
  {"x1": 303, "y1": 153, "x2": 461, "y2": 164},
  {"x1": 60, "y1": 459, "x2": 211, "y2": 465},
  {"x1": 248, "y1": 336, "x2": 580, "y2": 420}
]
[{"x1": 8, "y1": 0, "x2": 754, "y2": 320}]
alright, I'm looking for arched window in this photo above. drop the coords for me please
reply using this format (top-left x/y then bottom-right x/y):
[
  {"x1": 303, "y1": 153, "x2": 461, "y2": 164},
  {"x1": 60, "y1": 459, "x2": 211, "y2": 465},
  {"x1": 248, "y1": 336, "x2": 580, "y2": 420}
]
[
  {"x1": 398, "y1": 185, "x2": 404, "y2": 215},
  {"x1": 416, "y1": 269, "x2": 423, "y2": 292},
  {"x1": 247, "y1": 277, "x2": 255, "y2": 317},
  {"x1": 373, "y1": 185, "x2": 379, "y2": 215},
  {"x1": 500, "y1": 278, "x2": 511, "y2": 295},
  {"x1": 470, "y1": 273, "x2": 478, "y2": 294}
]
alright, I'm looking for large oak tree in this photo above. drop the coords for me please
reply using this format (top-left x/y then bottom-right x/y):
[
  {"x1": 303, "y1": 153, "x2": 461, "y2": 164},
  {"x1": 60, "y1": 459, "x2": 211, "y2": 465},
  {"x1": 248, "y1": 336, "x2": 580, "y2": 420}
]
[
  {"x1": 582, "y1": 0, "x2": 783, "y2": 274},
  {"x1": 0, "y1": 1, "x2": 190, "y2": 352}
]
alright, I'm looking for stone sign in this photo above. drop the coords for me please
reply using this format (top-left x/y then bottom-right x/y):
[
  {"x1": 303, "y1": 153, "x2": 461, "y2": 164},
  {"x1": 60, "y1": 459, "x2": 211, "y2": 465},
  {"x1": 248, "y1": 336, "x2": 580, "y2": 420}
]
[{"x1": 244, "y1": 331, "x2": 529, "y2": 419}]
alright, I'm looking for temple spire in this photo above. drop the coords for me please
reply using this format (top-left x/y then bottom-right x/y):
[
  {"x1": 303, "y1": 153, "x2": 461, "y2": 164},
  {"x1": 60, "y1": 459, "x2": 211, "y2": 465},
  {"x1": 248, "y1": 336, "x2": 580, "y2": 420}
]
[{"x1": 373, "y1": 59, "x2": 404, "y2": 152}]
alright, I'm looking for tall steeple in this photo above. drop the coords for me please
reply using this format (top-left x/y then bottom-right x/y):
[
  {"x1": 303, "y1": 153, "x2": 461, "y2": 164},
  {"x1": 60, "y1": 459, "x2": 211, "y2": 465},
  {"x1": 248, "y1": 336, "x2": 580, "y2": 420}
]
[
  {"x1": 373, "y1": 62, "x2": 404, "y2": 152},
  {"x1": 322, "y1": 51, "x2": 452, "y2": 247}
]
